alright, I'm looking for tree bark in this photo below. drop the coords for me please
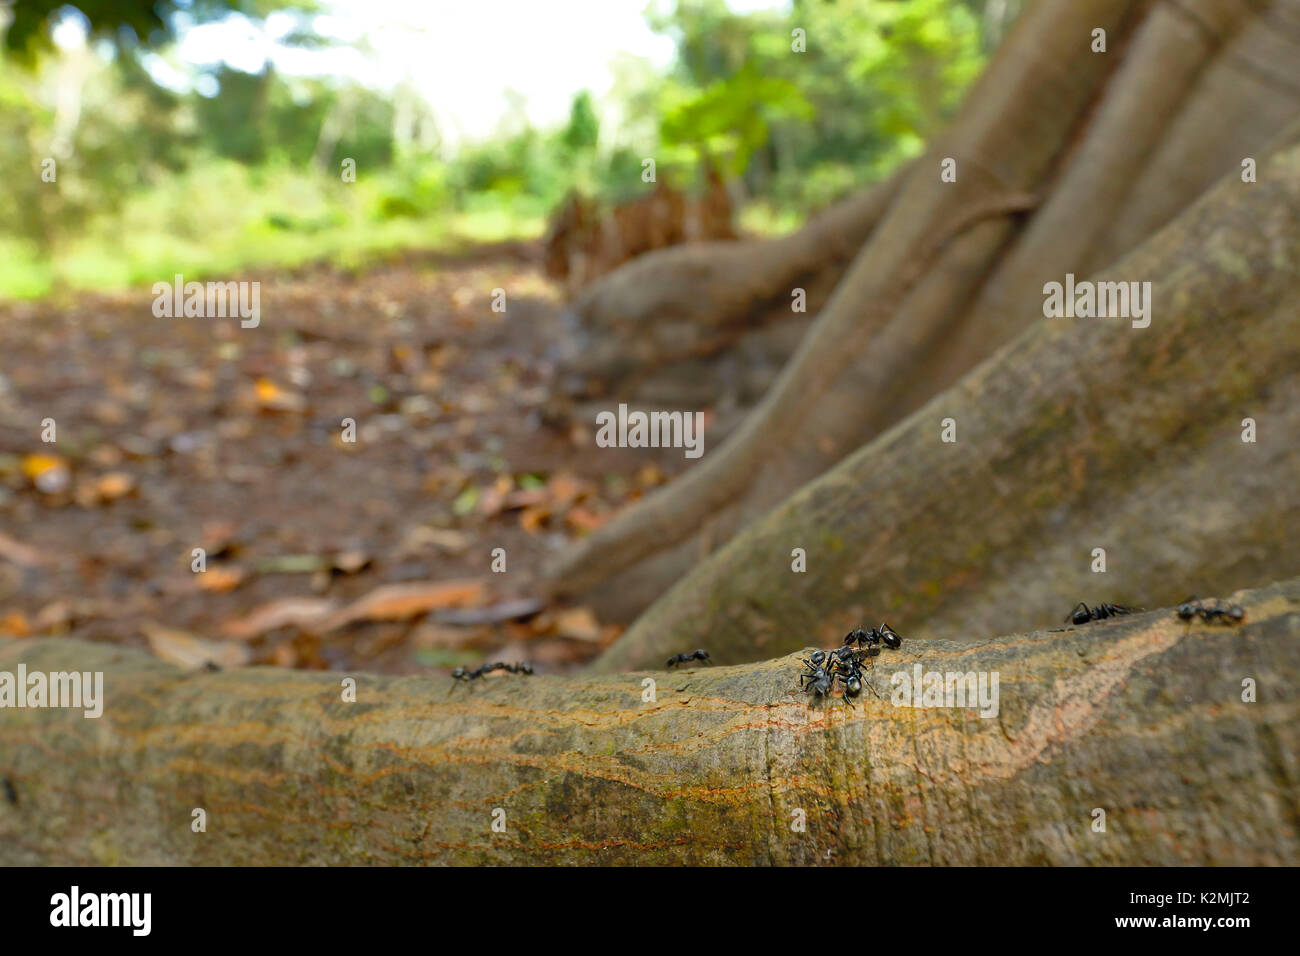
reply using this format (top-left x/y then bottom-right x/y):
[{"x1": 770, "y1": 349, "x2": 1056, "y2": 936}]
[
  {"x1": 592, "y1": 120, "x2": 1300, "y2": 672},
  {"x1": 2, "y1": 579, "x2": 1296, "y2": 865},
  {"x1": 551, "y1": 164, "x2": 905, "y2": 406},
  {"x1": 545, "y1": 0, "x2": 1300, "y2": 623}
]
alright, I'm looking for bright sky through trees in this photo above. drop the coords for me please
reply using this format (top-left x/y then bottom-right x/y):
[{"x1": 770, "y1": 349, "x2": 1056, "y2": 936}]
[{"x1": 56, "y1": 0, "x2": 788, "y2": 147}]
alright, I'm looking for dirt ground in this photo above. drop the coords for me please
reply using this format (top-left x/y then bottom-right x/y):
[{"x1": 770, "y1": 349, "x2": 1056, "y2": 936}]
[{"x1": 0, "y1": 244, "x2": 694, "y2": 676}]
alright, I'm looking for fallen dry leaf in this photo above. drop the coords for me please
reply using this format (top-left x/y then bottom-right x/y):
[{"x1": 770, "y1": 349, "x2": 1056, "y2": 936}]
[
  {"x1": 553, "y1": 606, "x2": 601, "y2": 642},
  {"x1": 33, "y1": 599, "x2": 113, "y2": 631},
  {"x1": 519, "y1": 505, "x2": 551, "y2": 534},
  {"x1": 253, "y1": 378, "x2": 306, "y2": 413},
  {"x1": 144, "y1": 622, "x2": 251, "y2": 670},
  {"x1": 74, "y1": 471, "x2": 137, "y2": 507},
  {"x1": 33, "y1": 602, "x2": 72, "y2": 631},
  {"x1": 478, "y1": 474, "x2": 515, "y2": 517},
  {"x1": 434, "y1": 597, "x2": 545, "y2": 626},
  {"x1": 321, "y1": 578, "x2": 487, "y2": 632},
  {"x1": 502, "y1": 488, "x2": 547, "y2": 510},
  {"x1": 546, "y1": 472, "x2": 585, "y2": 507},
  {"x1": 22, "y1": 454, "x2": 70, "y2": 494},
  {"x1": 0, "y1": 531, "x2": 45, "y2": 568},
  {"x1": 331, "y1": 550, "x2": 371, "y2": 575},
  {"x1": 0, "y1": 612, "x2": 31, "y2": 637},
  {"x1": 565, "y1": 506, "x2": 608, "y2": 532},
  {"x1": 197, "y1": 566, "x2": 247, "y2": 593},
  {"x1": 95, "y1": 471, "x2": 136, "y2": 500},
  {"x1": 222, "y1": 596, "x2": 339, "y2": 640},
  {"x1": 399, "y1": 526, "x2": 470, "y2": 556}
]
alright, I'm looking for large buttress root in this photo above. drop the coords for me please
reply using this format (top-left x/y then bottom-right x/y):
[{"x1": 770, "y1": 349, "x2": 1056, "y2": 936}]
[
  {"x1": 545, "y1": 0, "x2": 1300, "y2": 627},
  {"x1": 2, "y1": 581, "x2": 1296, "y2": 864},
  {"x1": 592, "y1": 122, "x2": 1300, "y2": 671}
]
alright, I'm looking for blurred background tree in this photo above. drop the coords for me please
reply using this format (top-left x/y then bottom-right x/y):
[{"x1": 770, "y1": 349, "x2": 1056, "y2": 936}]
[{"x1": 0, "y1": 0, "x2": 1013, "y2": 298}]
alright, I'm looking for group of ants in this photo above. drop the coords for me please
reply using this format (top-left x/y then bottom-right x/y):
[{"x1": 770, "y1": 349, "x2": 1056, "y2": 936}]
[
  {"x1": 792, "y1": 595, "x2": 1244, "y2": 708},
  {"x1": 447, "y1": 595, "x2": 1245, "y2": 704}
]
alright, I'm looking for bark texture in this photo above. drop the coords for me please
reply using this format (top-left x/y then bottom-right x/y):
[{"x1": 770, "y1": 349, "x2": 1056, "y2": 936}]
[
  {"x1": 593, "y1": 121, "x2": 1300, "y2": 672},
  {"x1": 550, "y1": 167, "x2": 903, "y2": 410},
  {"x1": 545, "y1": 0, "x2": 1300, "y2": 625},
  {"x1": 1, "y1": 581, "x2": 1296, "y2": 865}
]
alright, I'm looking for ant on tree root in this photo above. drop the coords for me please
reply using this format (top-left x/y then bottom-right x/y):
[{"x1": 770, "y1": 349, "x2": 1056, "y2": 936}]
[
  {"x1": 842, "y1": 622, "x2": 902, "y2": 649},
  {"x1": 1064, "y1": 602, "x2": 1142, "y2": 626},
  {"x1": 1177, "y1": 597, "x2": 1245, "y2": 625},
  {"x1": 799, "y1": 623, "x2": 903, "y2": 708},
  {"x1": 451, "y1": 661, "x2": 534, "y2": 681},
  {"x1": 799, "y1": 650, "x2": 835, "y2": 701},
  {"x1": 667, "y1": 649, "x2": 711, "y2": 667}
]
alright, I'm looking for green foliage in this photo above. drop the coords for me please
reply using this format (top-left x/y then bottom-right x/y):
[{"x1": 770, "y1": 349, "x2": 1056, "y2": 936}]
[
  {"x1": 375, "y1": 160, "x2": 449, "y2": 220},
  {"x1": 194, "y1": 66, "x2": 273, "y2": 163},
  {"x1": 652, "y1": 0, "x2": 986, "y2": 209},
  {"x1": 561, "y1": 91, "x2": 599, "y2": 153},
  {"x1": 0, "y1": 0, "x2": 999, "y2": 299},
  {"x1": 4, "y1": 1, "x2": 320, "y2": 60},
  {"x1": 660, "y1": 61, "x2": 813, "y2": 177}
]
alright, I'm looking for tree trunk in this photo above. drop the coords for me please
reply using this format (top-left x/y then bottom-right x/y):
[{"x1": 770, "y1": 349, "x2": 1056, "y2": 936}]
[
  {"x1": 592, "y1": 119, "x2": 1300, "y2": 671},
  {"x1": 551, "y1": 164, "x2": 904, "y2": 407},
  {"x1": 545, "y1": 0, "x2": 1300, "y2": 624},
  {"x1": 2, "y1": 579, "x2": 1296, "y2": 865}
]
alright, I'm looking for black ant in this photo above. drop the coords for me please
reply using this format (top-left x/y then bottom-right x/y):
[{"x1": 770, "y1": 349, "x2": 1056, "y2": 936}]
[
  {"x1": 1177, "y1": 597, "x2": 1244, "y2": 625},
  {"x1": 667, "y1": 649, "x2": 711, "y2": 668},
  {"x1": 799, "y1": 651, "x2": 835, "y2": 701},
  {"x1": 451, "y1": 661, "x2": 534, "y2": 683},
  {"x1": 830, "y1": 645, "x2": 872, "y2": 675},
  {"x1": 1065, "y1": 602, "x2": 1141, "y2": 626},
  {"x1": 842, "y1": 628, "x2": 871, "y2": 648},
  {"x1": 1203, "y1": 604, "x2": 1244, "y2": 624},
  {"x1": 481, "y1": 661, "x2": 534, "y2": 676},
  {"x1": 841, "y1": 629, "x2": 877, "y2": 664},
  {"x1": 800, "y1": 621, "x2": 903, "y2": 708},
  {"x1": 800, "y1": 648, "x2": 879, "y2": 708},
  {"x1": 829, "y1": 650, "x2": 880, "y2": 705},
  {"x1": 842, "y1": 622, "x2": 903, "y2": 651},
  {"x1": 876, "y1": 623, "x2": 902, "y2": 649},
  {"x1": 2, "y1": 777, "x2": 16, "y2": 806}
]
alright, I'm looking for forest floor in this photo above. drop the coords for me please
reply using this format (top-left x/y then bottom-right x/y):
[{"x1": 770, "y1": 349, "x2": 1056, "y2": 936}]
[{"x1": 0, "y1": 243, "x2": 692, "y2": 676}]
